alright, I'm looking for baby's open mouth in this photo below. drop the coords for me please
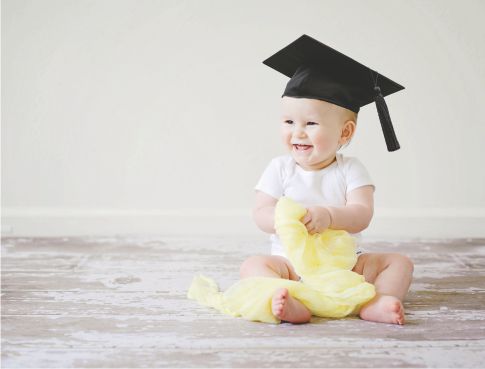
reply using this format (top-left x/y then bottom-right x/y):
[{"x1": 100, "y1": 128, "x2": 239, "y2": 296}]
[{"x1": 293, "y1": 144, "x2": 313, "y2": 151}]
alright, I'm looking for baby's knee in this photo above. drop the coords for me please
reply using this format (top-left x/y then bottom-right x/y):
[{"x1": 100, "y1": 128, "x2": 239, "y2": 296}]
[
  {"x1": 239, "y1": 255, "x2": 293, "y2": 279},
  {"x1": 390, "y1": 254, "x2": 414, "y2": 275},
  {"x1": 239, "y1": 255, "x2": 268, "y2": 278}
]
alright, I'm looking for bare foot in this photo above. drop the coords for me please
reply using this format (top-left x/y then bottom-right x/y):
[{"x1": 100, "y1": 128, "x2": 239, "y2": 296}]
[
  {"x1": 272, "y1": 288, "x2": 311, "y2": 324},
  {"x1": 359, "y1": 294, "x2": 405, "y2": 325}
]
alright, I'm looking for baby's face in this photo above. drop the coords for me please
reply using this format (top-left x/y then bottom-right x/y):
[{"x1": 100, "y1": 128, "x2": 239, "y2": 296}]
[{"x1": 280, "y1": 97, "x2": 353, "y2": 171}]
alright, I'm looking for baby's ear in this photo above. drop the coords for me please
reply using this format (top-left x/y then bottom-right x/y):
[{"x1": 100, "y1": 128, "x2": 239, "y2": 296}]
[{"x1": 340, "y1": 120, "x2": 356, "y2": 143}]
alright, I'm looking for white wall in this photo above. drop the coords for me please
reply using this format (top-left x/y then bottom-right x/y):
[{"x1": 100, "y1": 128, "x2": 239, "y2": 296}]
[{"x1": 2, "y1": 0, "x2": 485, "y2": 238}]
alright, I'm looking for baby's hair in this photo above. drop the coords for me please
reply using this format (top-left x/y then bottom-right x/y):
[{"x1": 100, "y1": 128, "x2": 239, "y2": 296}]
[{"x1": 342, "y1": 108, "x2": 358, "y2": 125}]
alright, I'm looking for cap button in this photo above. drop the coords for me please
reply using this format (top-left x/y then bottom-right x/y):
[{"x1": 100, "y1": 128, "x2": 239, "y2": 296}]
[{"x1": 374, "y1": 86, "x2": 381, "y2": 94}]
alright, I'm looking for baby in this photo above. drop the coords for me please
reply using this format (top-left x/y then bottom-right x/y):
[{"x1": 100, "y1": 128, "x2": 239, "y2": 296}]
[{"x1": 239, "y1": 35, "x2": 414, "y2": 325}]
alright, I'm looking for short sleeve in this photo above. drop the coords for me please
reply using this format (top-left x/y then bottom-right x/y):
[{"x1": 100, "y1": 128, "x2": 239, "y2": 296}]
[
  {"x1": 254, "y1": 158, "x2": 285, "y2": 199},
  {"x1": 344, "y1": 157, "x2": 375, "y2": 194}
]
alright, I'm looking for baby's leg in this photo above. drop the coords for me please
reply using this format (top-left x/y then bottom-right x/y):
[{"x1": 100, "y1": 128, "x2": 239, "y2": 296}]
[
  {"x1": 239, "y1": 255, "x2": 300, "y2": 280},
  {"x1": 352, "y1": 253, "x2": 414, "y2": 325},
  {"x1": 239, "y1": 255, "x2": 311, "y2": 323}
]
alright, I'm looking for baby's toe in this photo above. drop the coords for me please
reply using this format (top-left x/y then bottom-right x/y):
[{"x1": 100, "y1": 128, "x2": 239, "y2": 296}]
[
  {"x1": 395, "y1": 303, "x2": 405, "y2": 325},
  {"x1": 273, "y1": 304, "x2": 283, "y2": 316}
]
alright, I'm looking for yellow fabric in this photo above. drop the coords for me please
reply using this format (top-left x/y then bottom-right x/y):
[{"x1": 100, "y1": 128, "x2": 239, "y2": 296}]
[{"x1": 187, "y1": 197, "x2": 376, "y2": 324}]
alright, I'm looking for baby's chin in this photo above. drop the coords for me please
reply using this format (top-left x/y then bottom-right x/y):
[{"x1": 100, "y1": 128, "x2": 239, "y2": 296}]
[
  {"x1": 291, "y1": 152, "x2": 336, "y2": 171},
  {"x1": 291, "y1": 153, "x2": 316, "y2": 169}
]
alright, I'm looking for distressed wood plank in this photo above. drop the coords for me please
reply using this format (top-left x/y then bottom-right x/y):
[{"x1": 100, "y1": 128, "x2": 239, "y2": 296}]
[
  {"x1": 2, "y1": 236, "x2": 485, "y2": 368},
  {"x1": 3, "y1": 345, "x2": 485, "y2": 368},
  {"x1": 3, "y1": 313, "x2": 485, "y2": 347}
]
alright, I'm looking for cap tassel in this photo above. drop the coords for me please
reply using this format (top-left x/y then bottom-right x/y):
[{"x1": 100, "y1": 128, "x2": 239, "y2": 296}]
[{"x1": 374, "y1": 86, "x2": 400, "y2": 152}]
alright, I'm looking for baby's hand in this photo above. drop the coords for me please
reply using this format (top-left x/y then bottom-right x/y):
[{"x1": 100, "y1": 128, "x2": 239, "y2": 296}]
[{"x1": 301, "y1": 206, "x2": 332, "y2": 235}]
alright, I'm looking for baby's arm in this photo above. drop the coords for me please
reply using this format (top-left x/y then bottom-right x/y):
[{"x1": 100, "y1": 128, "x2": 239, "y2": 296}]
[
  {"x1": 253, "y1": 190, "x2": 278, "y2": 234},
  {"x1": 303, "y1": 185, "x2": 374, "y2": 234},
  {"x1": 327, "y1": 185, "x2": 374, "y2": 233}
]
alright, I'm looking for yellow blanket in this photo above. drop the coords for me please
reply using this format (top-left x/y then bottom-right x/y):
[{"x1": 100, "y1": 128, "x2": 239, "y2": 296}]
[{"x1": 187, "y1": 197, "x2": 376, "y2": 324}]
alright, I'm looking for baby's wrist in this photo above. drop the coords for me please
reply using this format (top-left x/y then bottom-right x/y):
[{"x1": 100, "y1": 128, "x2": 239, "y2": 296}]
[{"x1": 325, "y1": 207, "x2": 334, "y2": 229}]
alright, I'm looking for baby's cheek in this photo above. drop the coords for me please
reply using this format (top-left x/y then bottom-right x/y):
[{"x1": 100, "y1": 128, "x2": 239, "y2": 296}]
[
  {"x1": 280, "y1": 132, "x2": 291, "y2": 147},
  {"x1": 315, "y1": 132, "x2": 340, "y2": 150},
  {"x1": 313, "y1": 135, "x2": 335, "y2": 150}
]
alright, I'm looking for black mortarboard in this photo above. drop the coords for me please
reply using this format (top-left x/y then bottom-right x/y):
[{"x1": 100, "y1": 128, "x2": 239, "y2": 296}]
[{"x1": 263, "y1": 34, "x2": 404, "y2": 152}]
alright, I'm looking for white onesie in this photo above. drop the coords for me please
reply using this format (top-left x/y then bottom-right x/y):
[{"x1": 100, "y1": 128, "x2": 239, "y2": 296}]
[{"x1": 254, "y1": 153, "x2": 374, "y2": 257}]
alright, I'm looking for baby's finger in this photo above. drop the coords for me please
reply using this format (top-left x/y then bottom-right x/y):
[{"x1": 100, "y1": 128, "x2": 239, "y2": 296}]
[
  {"x1": 306, "y1": 221, "x2": 315, "y2": 234},
  {"x1": 301, "y1": 212, "x2": 312, "y2": 225}
]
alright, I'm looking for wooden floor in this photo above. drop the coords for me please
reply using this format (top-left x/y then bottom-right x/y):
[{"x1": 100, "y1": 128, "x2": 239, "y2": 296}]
[{"x1": 1, "y1": 235, "x2": 485, "y2": 368}]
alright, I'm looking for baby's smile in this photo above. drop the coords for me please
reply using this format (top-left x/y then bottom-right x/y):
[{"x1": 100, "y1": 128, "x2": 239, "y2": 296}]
[{"x1": 293, "y1": 144, "x2": 313, "y2": 152}]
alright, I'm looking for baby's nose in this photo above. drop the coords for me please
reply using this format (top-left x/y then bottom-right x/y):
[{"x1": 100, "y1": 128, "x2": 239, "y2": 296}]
[{"x1": 293, "y1": 127, "x2": 307, "y2": 138}]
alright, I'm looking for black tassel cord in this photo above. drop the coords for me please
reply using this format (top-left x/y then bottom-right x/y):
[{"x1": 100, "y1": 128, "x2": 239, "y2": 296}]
[{"x1": 374, "y1": 86, "x2": 400, "y2": 152}]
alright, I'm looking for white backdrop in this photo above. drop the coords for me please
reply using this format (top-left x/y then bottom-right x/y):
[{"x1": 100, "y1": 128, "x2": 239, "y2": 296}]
[{"x1": 2, "y1": 0, "x2": 485, "y2": 238}]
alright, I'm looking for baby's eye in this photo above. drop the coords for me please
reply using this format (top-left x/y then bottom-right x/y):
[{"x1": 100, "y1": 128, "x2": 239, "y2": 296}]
[
  {"x1": 307, "y1": 121, "x2": 319, "y2": 126},
  {"x1": 284, "y1": 120, "x2": 294, "y2": 124}
]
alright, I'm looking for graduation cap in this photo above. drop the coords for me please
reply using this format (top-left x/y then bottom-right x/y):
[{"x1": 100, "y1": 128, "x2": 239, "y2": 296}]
[{"x1": 263, "y1": 34, "x2": 404, "y2": 152}]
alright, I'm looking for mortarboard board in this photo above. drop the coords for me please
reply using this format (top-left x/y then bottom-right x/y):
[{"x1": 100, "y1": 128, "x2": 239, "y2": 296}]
[{"x1": 263, "y1": 34, "x2": 404, "y2": 152}]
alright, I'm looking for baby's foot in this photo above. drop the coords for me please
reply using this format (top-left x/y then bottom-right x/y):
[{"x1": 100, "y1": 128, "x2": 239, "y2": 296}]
[
  {"x1": 272, "y1": 288, "x2": 311, "y2": 324},
  {"x1": 359, "y1": 294, "x2": 405, "y2": 325}
]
